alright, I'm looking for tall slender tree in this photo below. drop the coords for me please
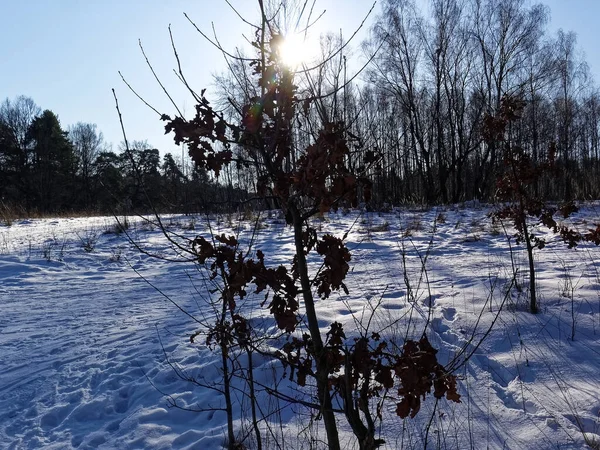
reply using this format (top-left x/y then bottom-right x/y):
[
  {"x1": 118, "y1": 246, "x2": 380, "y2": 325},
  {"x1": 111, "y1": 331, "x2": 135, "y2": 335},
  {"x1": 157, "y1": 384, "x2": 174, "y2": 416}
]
[{"x1": 68, "y1": 122, "x2": 104, "y2": 207}]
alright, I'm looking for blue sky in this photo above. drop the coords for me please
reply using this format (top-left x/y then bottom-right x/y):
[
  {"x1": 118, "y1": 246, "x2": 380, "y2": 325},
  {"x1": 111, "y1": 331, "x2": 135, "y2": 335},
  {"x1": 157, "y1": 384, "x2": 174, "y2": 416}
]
[{"x1": 1, "y1": 1, "x2": 599, "y2": 157}]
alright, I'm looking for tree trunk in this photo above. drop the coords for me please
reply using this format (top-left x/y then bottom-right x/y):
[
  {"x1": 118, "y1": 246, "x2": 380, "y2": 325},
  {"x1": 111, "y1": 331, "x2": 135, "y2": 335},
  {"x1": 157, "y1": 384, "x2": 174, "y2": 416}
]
[
  {"x1": 290, "y1": 204, "x2": 341, "y2": 450},
  {"x1": 521, "y1": 216, "x2": 538, "y2": 313}
]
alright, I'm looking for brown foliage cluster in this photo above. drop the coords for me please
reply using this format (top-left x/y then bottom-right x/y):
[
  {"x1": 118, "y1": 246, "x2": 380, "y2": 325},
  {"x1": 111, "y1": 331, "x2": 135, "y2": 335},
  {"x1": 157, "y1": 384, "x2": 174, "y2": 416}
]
[
  {"x1": 482, "y1": 96, "x2": 527, "y2": 144},
  {"x1": 324, "y1": 327, "x2": 460, "y2": 420},
  {"x1": 280, "y1": 333, "x2": 315, "y2": 387},
  {"x1": 162, "y1": 92, "x2": 237, "y2": 177},
  {"x1": 278, "y1": 322, "x2": 460, "y2": 420},
  {"x1": 291, "y1": 123, "x2": 372, "y2": 213},
  {"x1": 314, "y1": 234, "x2": 351, "y2": 298},
  {"x1": 393, "y1": 336, "x2": 461, "y2": 418},
  {"x1": 192, "y1": 234, "x2": 299, "y2": 334},
  {"x1": 190, "y1": 229, "x2": 356, "y2": 334}
]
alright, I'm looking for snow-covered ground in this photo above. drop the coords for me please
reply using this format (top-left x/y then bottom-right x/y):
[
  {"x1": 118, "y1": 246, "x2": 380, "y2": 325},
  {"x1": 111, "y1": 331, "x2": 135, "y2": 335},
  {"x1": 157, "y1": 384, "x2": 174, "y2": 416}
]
[{"x1": 1, "y1": 206, "x2": 600, "y2": 449}]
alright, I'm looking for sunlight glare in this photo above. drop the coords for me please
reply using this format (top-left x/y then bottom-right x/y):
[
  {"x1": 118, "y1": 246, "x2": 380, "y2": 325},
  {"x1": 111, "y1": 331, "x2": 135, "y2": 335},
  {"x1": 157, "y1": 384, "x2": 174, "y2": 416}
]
[{"x1": 277, "y1": 33, "x2": 317, "y2": 69}]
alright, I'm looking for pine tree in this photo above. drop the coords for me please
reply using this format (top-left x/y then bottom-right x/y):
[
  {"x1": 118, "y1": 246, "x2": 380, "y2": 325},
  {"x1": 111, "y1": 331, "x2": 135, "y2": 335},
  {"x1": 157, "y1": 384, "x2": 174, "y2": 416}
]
[{"x1": 28, "y1": 110, "x2": 77, "y2": 212}]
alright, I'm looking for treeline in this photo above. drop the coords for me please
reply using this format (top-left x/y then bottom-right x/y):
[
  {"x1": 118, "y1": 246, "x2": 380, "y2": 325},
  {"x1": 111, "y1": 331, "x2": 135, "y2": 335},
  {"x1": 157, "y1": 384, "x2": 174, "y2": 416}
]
[
  {"x1": 354, "y1": 0, "x2": 600, "y2": 204},
  {"x1": 205, "y1": 0, "x2": 600, "y2": 208},
  {"x1": 0, "y1": 96, "x2": 247, "y2": 215},
  {"x1": 4, "y1": 0, "x2": 600, "y2": 215}
]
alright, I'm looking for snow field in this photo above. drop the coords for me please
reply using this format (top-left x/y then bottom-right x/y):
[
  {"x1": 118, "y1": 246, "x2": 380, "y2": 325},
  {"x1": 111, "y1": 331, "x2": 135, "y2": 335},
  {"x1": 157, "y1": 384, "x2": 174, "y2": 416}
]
[{"x1": 1, "y1": 206, "x2": 600, "y2": 449}]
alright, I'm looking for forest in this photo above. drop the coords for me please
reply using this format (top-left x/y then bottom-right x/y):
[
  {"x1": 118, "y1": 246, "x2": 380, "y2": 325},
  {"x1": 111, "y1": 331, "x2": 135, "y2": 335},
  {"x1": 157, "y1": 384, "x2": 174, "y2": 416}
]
[
  {"x1": 0, "y1": 97, "x2": 218, "y2": 216},
  {"x1": 2, "y1": 0, "x2": 600, "y2": 218}
]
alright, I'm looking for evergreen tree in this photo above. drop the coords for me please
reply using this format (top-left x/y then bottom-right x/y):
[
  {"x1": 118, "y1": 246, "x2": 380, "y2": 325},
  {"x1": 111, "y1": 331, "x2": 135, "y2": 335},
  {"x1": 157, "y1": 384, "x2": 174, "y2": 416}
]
[
  {"x1": 119, "y1": 141, "x2": 162, "y2": 211},
  {"x1": 161, "y1": 152, "x2": 185, "y2": 208},
  {"x1": 28, "y1": 110, "x2": 76, "y2": 212},
  {"x1": 0, "y1": 122, "x2": 19, "y2": 203},
  {"x1": 92, "y1": 151, "x2": 123, "y2": 211}
]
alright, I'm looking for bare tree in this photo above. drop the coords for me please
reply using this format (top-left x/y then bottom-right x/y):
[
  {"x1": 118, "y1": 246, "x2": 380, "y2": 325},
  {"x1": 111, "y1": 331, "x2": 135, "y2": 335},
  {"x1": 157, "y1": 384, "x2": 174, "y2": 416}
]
[
  {"x1": 0, "y1": 96, "x2": 41, "y2": 209},
  {"x1": 553, "y1": 29, "x2": 589, "y2": 199},
  {"x1": 68, "y1": 122, "x2": 104, "y2": 204},
  {"x1": 0, "y1": 96, "x2": 40, "y2": 151}
]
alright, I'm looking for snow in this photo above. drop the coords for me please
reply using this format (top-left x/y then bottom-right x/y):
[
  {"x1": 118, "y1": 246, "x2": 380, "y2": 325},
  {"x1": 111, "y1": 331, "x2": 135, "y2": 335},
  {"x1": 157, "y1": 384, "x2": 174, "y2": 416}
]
[{"x1": 1, "y1": 206, "x2": 600, "y2": 449}]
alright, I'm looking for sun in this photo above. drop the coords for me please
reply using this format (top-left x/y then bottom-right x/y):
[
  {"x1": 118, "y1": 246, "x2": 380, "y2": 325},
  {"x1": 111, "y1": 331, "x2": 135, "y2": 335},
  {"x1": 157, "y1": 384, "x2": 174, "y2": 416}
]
[{"x1": 276, "y1": 33, "x2": 318, "y2": 69}]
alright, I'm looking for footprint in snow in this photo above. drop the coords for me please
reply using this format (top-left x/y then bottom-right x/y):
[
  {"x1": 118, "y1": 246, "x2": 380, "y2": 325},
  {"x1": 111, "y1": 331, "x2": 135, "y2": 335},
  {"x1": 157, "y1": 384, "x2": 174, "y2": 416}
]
[
  {"x1": 473, "y1": 354, "x2": 513, "y2": 388},
  {"x1": 499, "y1": 379, "x2": 539, "y2": 414},
  {"x1": 424, "y1": 294, "x2": 440, "y2": 307},
  {"x1": 442, "y1": 307, "x2": 456, "y2": 322},
  {"x1": 430, "y1": 318, "x2": 461, "y2": 346},
  {"x1": 40, "y1": 403, "x2": 70, "y2": 429},
  {"x1": 381, "y1": 301, "x2": 404, "y2": 311},
  {"x1": 564, "y1": 413, "x2": 600, "y2": 434},
  {"x1": 431, "y1": 318, "x2": 449, "y2": 334}
]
